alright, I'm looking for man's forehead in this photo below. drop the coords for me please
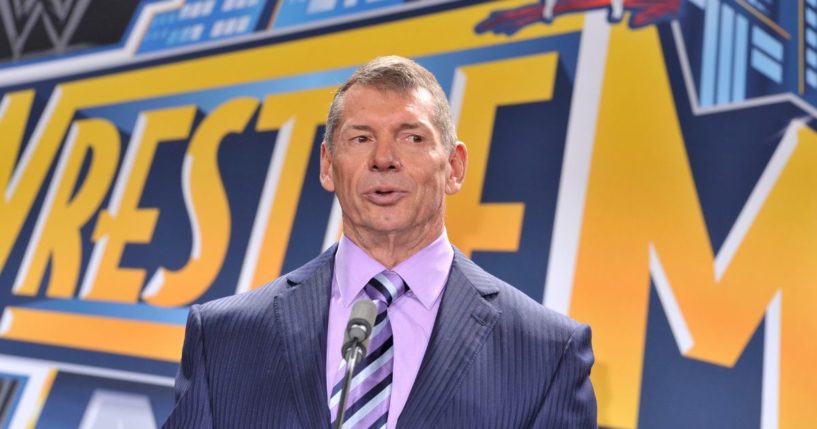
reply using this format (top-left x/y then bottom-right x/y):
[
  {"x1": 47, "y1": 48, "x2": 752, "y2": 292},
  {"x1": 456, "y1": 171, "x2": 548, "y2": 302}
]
[
  {"x1": 338, "y1": 85, "x2": 435, "y2": 122},
  {"x1": 343, "y1": 83, "x2": 433, "y2": 103}
]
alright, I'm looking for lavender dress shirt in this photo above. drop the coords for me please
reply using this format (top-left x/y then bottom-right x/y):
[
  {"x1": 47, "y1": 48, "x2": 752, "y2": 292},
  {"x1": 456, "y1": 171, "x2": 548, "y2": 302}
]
[{"x1": 325, "y1": 231, "x2": 454, "y2": 429}]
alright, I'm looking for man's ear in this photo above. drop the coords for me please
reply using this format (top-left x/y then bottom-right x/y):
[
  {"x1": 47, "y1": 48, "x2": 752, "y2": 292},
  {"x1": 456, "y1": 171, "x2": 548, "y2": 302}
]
[
  {"x1": 445, "y1": 141, "x2": 467, "y2": 195},
  {"x1": 319, "y1": 142, "x2": 335, "y2": 192}
]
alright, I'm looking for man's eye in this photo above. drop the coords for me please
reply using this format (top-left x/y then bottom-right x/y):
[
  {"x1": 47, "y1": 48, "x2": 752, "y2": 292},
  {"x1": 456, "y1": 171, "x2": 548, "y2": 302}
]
[
  {"x1": 354, "y1": 136, "x2": 369, "y2": 143},
  {"x1": 408, "y1": 135, "x2": 423, "y2": 143}
]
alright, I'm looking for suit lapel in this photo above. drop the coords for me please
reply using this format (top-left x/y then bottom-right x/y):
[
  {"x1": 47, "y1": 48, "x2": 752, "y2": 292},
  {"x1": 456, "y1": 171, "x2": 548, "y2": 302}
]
[
  {"x1": 274, "y1": 247, "x2": 336, "y2": 428},
  {"x1": 398, "y1": 252, "x2": 501, "y2": 427}
]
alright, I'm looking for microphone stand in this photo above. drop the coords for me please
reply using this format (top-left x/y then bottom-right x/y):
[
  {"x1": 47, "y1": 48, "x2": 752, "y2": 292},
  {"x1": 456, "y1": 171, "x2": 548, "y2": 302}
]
[{"x1": 334, "y1": 340, "x2": 364, "y2": 429}]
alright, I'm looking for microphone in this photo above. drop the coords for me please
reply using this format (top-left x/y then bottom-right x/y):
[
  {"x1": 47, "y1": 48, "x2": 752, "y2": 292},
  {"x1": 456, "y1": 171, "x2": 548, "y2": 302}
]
[
  {"x1": 342, "y1": 299, "x2": 377, "y2": 358},
  {"x1": 335, "y1": 299, "x2": 377, "y2": 429}
]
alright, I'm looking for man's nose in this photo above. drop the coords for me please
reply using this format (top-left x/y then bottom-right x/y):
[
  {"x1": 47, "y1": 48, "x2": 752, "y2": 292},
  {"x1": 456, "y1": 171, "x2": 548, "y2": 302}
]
[{"x1": 370, "y1": 139, "x2": 401, "y2": 172}]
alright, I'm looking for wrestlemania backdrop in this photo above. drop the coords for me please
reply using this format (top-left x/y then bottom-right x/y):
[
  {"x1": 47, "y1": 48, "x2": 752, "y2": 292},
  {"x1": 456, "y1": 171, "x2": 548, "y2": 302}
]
[{"x1": 0, "y1": 0, "x2": 815, "y2": 427}]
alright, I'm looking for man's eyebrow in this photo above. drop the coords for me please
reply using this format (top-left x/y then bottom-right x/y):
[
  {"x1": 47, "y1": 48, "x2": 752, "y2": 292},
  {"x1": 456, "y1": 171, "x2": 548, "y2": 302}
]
[
  {"x1": 343, "y1": 123, "x2": 429, "y2": 132},
  {"x1": 396, "y1": 122, "x2": 427, "y2": 131},
  {"x1": 345, "y1": 124, "x2": 374, "y2": 132}
]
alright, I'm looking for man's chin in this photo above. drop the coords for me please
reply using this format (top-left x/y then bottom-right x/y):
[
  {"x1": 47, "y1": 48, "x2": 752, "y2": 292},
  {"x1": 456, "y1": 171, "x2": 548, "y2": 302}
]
[{"x1": 365, "y1": 220, "x2": 409, "y2": 236}]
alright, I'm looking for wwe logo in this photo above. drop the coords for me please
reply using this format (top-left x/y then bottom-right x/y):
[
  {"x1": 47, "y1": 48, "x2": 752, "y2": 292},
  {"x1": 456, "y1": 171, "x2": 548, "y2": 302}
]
[{"x1": 0, "y1": 0, "x2": 92, "y2": 59}]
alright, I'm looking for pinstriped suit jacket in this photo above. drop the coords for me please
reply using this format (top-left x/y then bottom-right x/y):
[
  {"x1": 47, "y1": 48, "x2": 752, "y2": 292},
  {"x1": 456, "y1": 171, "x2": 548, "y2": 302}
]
[{"x1": 162, "y1": 245, "x2": 597, "y2": 428}]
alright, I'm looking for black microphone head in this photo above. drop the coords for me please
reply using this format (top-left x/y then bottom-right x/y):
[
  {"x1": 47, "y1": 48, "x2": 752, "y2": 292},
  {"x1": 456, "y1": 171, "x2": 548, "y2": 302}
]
[{"x1": 342, "y1": 299, "x2": 377, "y2": 358}]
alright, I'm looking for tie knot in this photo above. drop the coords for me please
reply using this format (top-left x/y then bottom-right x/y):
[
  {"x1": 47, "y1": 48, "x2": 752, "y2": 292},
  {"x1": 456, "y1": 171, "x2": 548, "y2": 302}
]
[{"x1": 365, "y1": 271, "x2": 406, "y2": 307}]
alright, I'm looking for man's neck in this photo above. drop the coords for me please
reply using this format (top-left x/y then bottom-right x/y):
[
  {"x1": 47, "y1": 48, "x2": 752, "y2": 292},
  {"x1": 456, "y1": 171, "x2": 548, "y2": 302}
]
[{"x1": 342, "y1": 221, "x2": 444, "y2": 269}]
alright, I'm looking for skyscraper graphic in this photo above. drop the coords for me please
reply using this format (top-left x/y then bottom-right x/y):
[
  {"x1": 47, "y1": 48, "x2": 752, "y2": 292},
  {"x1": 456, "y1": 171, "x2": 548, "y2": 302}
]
[{"x1": 693, "y1": 0, "x2": 816, "y2": 108}]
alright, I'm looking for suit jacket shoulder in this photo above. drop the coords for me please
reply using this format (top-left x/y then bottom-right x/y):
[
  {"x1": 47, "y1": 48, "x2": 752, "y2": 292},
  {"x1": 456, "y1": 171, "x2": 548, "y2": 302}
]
[
  {"x1": 397, "y1": 251, "x2": 597, "y2": 428},
  {"x1": 453, "y1": 250, "x2": 581, "y2": 339},
  {"x1": 163, "y1": 245, "x2": 337, "y2": 429},
  {"x1": 197, "y1": 243, "x2": 336, "y2": 321}
]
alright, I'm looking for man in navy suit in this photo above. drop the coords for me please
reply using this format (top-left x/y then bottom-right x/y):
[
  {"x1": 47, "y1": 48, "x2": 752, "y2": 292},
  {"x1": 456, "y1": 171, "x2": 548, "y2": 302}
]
[{"x1": 163, "y1": 56, "x2": 597, "y2": 428}]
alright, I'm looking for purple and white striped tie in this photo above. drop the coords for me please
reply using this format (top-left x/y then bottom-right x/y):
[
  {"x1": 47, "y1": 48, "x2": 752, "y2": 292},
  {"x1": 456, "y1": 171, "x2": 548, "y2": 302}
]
[{"x1": 329, "y1": 270, "x2": 407, "y2": 429}]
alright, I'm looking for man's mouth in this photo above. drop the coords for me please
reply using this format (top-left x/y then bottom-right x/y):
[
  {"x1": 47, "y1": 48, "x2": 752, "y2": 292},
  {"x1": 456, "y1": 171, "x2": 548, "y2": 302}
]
[{"x1": 365, "y1": 188, "x2": 406, "y2": 205}]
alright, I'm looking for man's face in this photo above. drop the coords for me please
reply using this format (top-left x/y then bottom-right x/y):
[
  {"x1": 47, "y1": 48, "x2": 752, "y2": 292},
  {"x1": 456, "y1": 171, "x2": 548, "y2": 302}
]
[{"x1": 320, "y1": 84, "x2": 466, "y2": 242}]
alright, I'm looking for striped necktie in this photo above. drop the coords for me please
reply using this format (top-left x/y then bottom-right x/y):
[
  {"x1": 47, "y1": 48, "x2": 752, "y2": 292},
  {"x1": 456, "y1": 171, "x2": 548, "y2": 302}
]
[{"x1": 330, "y1": 270, "x2": 407, "y2": 429}]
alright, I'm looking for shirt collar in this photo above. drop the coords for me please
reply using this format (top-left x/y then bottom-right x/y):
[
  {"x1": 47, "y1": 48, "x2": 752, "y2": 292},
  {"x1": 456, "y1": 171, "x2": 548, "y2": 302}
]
[{"x1": 335, "y1": 230, "x2": 453, "y2": 310}]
